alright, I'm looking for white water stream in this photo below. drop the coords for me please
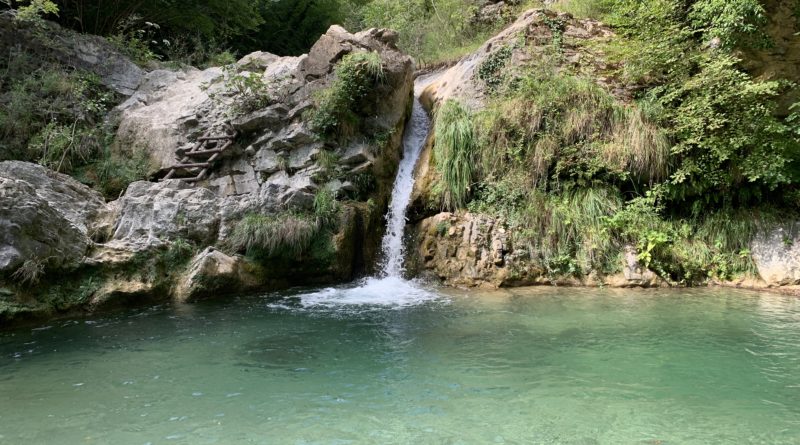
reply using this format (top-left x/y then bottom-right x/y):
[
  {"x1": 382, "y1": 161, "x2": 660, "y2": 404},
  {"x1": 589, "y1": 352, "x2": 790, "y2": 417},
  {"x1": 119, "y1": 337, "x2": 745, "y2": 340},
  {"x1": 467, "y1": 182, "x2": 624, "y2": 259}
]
[
  {"x1": 293, "y1": 80, "x2": 436, "y2": 307},
  {"x1": 379, "y1": 92, "x2": 431, "y2": 278}
]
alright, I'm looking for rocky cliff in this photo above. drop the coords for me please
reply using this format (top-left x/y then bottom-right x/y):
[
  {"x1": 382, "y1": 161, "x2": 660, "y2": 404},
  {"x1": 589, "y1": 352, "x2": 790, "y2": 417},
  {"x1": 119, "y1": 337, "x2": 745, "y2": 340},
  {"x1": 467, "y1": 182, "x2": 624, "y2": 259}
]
[
  {"x1": 0, "y1": 24, "x2": 414, "y2": 323},
  {"x1": 407, "y1": 9, "x2": 800, "y2": 293}
]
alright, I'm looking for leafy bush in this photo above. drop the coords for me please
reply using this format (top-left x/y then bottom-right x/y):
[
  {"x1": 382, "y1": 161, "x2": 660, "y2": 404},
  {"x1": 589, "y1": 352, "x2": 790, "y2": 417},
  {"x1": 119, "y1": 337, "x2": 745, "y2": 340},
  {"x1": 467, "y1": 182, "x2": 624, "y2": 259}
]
[
  {"x1": 308, "y1": 51, "x2": 384, "y2": 141},
  {"x1": 222, "y1": 65, "x2": 272, "y2": 115}
]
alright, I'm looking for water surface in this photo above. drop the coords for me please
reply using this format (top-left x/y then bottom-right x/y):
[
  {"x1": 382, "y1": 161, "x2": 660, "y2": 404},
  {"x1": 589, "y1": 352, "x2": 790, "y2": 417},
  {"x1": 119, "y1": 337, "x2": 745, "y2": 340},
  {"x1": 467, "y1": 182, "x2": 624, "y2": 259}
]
[{"x1": 1, "y1": 286, "x2": 799, "y2": 444}]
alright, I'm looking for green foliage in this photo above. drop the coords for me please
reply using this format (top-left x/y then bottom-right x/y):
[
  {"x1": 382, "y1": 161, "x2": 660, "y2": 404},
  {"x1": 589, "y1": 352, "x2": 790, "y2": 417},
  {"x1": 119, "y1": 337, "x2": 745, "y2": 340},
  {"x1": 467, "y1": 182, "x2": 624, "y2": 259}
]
[
  {"x1": 107, "y1": 17, "x2": 161, "y2": 66},
  {"x1": 78, "y1": 146, "x2": 151, "y2": 199},
  {"x1": 308, "y1": 51, "x2": 384, "y2": 141},
  {"x1": 688, "y1": 0, "x2": 768, "y2": 49},
  {"x1": 433, "y1": 100, "x2": 477, "y2": 210},
  {"x1": 228, "y1": 213, "x2": 320, "y2": 258},
  {"x1": 14, "y1": 0, "x2": 59, "y2": 22},
  {"x1": 161, "y1": 238, "x2": 196, "y2": 266},
  {"x1": 660, "y1": 55, "x2": 796, "y2": 205},
  {"x1": 477, "y1": 45, "x2": 514, "y2": 92},
  {"x1": 221, "y1": 65, "x2": 272, "y2": 115},
  {"x1": 313, "y1": 187, "x2": 340, "y2": 226},
  {"x1": 356, "y1": 0, "x2": 513, "y2": 64}
]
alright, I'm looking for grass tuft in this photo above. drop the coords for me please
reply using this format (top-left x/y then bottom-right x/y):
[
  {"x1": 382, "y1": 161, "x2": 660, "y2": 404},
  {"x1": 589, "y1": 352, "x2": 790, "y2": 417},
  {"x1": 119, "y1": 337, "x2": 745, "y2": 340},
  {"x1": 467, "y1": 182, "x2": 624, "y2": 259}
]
[{"x1": 433, "y1": 100, "x2": 477, "y2": 210}]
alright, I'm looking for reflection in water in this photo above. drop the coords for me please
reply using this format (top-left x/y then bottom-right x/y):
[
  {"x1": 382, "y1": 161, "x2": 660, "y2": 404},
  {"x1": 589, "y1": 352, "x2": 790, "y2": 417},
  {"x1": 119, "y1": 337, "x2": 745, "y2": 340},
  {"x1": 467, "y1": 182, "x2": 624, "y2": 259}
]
[{"x1": 0, "y1": 287, "x2": 799, "y2": 444}]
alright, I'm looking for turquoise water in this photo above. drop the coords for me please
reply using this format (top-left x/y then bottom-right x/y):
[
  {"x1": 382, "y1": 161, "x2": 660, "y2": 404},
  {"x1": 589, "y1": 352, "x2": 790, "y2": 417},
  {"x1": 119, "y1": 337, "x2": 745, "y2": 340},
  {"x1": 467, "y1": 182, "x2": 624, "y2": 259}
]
[{"x1": 1, "y1": 286, "x2": 799, "y2": 444}]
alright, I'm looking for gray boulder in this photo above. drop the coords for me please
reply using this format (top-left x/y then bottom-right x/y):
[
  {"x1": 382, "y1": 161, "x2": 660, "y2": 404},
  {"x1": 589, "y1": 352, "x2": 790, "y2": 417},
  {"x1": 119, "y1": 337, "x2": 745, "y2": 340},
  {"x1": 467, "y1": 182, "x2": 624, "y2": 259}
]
[
  {"x1": 105, "y1": 180, "x2": 220, "y2": 252},
  {"x1": 0, "y1": 12, "x2": 143, "y2": 95},
  {"x1": 0, "y1": 161, "x2": 106, "y2": 272},
  {"x1": 751, "y1": 224, "x2": 800, "y2": 286}
]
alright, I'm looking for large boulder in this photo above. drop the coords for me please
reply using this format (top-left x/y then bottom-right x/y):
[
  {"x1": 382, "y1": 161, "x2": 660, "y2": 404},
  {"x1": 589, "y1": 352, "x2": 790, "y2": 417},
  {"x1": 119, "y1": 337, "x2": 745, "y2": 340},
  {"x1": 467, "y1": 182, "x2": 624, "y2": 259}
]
[
  {"x1": 751, "y1": 224, "x2": 800, "y2": 286},
  {"x1": 0, "y1": 11, "x2": 143, "y2": 95},
  {"x1": 0, "y1": 161, "x2": 106, "y2": 272},
  {"x1": 103, "y1": 180, "x2": 221, "y2": 252},
  {"x1": 174, "y1": 247, "x2": 264, "y2": 302}
]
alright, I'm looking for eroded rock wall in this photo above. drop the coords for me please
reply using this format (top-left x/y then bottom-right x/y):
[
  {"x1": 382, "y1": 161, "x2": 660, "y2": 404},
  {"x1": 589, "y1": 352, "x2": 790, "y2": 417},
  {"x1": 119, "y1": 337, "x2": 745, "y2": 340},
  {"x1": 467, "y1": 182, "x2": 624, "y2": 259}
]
[{"x1": 0, "y1": 24, "x2": 414, "y2": 325}]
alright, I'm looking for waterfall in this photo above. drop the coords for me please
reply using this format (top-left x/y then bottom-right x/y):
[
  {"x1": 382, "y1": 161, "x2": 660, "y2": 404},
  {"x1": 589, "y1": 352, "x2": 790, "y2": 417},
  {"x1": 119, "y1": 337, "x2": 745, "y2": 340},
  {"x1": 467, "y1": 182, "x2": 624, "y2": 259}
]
[
  {"x1": 379, "y1": 94, "x2": 431, "y2": 277},
  {"x1": 293, "y1": 79, "x2": 437, "y2": 308}
]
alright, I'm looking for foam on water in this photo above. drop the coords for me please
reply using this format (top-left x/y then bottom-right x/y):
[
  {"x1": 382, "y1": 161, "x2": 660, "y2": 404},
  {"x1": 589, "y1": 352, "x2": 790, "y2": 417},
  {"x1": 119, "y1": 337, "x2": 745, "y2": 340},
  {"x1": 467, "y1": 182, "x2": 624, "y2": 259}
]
[{"x1": 293, "y1": 276, "x2": 440, "y2": 309}]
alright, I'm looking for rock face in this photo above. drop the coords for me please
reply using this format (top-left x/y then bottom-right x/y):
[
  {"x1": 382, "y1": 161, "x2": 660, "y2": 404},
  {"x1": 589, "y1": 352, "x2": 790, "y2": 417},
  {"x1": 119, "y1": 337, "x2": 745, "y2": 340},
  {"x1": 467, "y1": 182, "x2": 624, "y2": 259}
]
[
  {"x1": 0, "y1": 162, "x2": 106, "y2": 272},
  {"x1": 409, "y1": 212, "x2": 662, "y2": 288},
  {"x1": 0, "y1": 24, "x2": 414, "y2": 324},
  {"x1": 105, "y1": 180, "x2": 221, "y2": 252},
  {"x1": 751, "y1": 224, "x2": 800, "y2": 286},
  {"x1": 419, "y1": 9, "x2": 618, "y2": 112},
  {"x1": 0, "y1": 11, "x2": 143, "y2": 95}
]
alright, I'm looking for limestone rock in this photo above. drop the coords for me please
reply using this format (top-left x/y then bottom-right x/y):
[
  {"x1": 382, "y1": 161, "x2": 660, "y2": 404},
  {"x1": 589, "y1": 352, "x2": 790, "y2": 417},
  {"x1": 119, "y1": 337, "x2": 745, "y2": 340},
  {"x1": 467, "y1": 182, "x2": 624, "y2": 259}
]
[
  {"x1": 105, "y1": 180, "x2": 220, "y2": 252},
  {"x1": 115, "y1": 67, "x2": 226, "y2": 171},
  {"x1": 237, "y1": 51, "x2": 279, "y2": 71},
  {"x1": 410, "y1": 212, "x2": 662, "y2": 289},
  {"x1": 0, "y1": 161, "x2": 105, "y2": 272},
  {"x1": 174, "y1": 247, "x2": 263, "y2": 302},
  {"x1": 0, "y1": 12, "x2": 143, "y2": 95},
  {"x1": 752, "y1": 224, "x2": 800, "y2": 286},
  {"x1": 231, "y1": 104, "x2": 287, "y2": 133}
]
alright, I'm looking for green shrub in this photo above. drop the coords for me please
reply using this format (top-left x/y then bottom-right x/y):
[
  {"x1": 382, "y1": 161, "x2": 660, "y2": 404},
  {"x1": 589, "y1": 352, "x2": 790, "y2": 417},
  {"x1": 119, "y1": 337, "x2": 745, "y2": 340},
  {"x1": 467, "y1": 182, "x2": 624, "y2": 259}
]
[
  {"x1": 308, "y1": 51, "x2": 384, "y2": 141},
  {"x1": 222, "y1": 65, "x2": 272, "y2": 115}
]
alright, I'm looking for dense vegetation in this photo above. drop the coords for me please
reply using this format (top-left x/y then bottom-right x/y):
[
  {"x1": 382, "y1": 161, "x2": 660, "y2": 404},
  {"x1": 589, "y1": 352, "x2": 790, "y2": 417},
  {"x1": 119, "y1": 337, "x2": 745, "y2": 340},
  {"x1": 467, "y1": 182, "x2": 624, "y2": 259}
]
[
  {"x1": 429, "y1": 0, "x2": 800, "y2": 283},
  {"x1": 4, "y1": 0, "x2": 800, "y2": 285}
]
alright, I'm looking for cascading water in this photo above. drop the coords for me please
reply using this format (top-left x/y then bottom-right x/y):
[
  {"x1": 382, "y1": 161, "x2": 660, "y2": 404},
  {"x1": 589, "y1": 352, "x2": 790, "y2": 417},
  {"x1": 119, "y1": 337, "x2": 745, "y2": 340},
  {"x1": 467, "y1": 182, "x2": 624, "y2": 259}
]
[
  {"x1": 289, "y1": 80, "x2": 439, "y2": 308},
  {"x1": 379, "y1": 94, "x2": 431, "y2": 278}
]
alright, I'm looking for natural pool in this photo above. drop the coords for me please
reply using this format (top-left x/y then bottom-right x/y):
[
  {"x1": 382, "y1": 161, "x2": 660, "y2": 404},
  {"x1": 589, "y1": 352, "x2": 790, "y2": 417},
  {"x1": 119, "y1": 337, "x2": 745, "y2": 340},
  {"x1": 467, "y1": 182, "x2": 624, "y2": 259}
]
[{"x1": 1, "y1": 284, "x2": 799, "y2": 444}]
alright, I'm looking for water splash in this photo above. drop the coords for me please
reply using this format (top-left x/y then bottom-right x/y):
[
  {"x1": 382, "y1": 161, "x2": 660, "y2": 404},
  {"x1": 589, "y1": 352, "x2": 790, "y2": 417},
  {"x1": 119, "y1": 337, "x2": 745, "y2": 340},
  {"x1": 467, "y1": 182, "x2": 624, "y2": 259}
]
[{"x1": 379, "y1": 94, "x2": 431, "y2": 278}]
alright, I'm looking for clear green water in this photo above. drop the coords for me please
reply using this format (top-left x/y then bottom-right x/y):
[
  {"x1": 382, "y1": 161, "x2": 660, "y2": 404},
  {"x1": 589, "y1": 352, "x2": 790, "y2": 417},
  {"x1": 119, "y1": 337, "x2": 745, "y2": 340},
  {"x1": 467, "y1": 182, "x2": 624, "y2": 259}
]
[{"x1": 1, "y1": 286, "x2": 799, "y2": 445}]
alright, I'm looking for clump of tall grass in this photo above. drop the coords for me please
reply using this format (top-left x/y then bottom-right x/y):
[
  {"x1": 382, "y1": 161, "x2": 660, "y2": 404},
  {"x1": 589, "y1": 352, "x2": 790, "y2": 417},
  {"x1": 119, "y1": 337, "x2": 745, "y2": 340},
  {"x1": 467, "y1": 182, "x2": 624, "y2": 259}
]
[
  {"x1": 511, "y1": 186, "x2": 623, "y2": 276},
  {"x1": 229, "y1": 188, "x2": 342, "y2": 259},
  {"x1": 433, "y1": 99, "x2": 477, "y2": 210},
  {"x1": 474, "y1": 69, "x2": 670, "y2": 187},
  {"x1": 11, "y1": 258, "x2": 46, "y2": 287},
  {"x1": 313, "y1": 187, "x2": 340, "y2": 226},
  {"x1": 228, "y1": 213, "x2": 319, "y2": 258}
]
